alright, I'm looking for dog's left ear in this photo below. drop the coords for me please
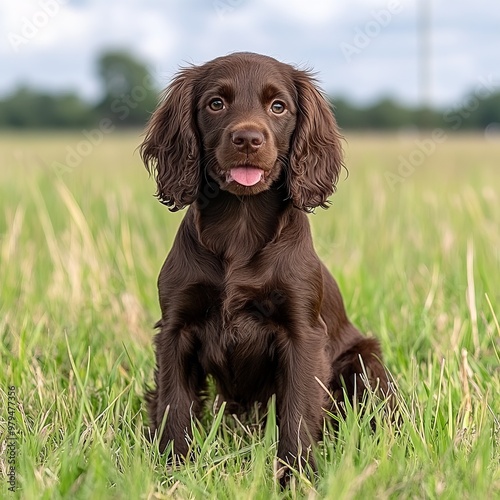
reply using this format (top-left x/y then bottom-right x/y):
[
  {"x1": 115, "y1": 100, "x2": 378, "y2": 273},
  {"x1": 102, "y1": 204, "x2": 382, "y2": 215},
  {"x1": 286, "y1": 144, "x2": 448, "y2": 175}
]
[
  {"x1": 140, "y1": 66, "x2": 201, "y2": 211},
  {"x1": 288, "y1": 70, "x2": 344, "y2": 212}
]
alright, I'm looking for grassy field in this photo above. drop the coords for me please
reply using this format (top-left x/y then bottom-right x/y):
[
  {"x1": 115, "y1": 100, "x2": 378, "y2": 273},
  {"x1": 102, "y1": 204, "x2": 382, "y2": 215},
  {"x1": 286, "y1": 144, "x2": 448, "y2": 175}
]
[{"x1": 1, "y1": 131, "x2": 499, "y2": 499}]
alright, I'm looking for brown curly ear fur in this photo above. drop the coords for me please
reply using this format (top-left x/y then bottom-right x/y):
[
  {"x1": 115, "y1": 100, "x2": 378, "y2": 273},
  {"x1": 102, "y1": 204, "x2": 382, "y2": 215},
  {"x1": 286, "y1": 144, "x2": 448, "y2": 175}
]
[
  {"x1": 288, "y1": 70, "x2": 344, "y2": 212},
  {"x1": 140, "y1": 67, "x2": 200, "y2": 211}
]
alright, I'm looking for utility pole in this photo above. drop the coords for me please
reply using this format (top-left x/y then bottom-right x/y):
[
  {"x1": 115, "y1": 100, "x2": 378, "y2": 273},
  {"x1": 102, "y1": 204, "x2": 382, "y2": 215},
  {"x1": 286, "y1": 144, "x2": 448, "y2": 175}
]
[{"x1": 418, "y1": 0, "x2": 432, "y2": 130}]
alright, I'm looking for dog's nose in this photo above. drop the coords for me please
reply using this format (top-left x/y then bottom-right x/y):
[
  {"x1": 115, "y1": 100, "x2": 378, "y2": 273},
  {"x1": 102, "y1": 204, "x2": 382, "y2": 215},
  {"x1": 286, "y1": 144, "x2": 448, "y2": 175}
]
[{"x1": 231, "y1": 129, "x2": 264, "y2": 153}]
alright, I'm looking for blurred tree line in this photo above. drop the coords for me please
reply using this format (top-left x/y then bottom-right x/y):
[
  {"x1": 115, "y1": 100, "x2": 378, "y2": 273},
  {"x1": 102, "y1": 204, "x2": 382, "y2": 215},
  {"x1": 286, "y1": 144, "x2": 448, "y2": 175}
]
[
  {"x1": 1, "y1": 50, "x2": 499, "y2": 131},
  {"x1": 0, "y1": 51, "x2": 158, "y2": 129},
  {"x1": 332, "y1": 94, "x2": 500, "y2": 131}
]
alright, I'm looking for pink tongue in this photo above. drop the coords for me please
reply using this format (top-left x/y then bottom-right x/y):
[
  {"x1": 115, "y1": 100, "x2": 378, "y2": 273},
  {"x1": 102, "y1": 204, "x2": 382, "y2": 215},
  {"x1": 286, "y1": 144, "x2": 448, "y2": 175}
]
[{"x1": 230, "y1": 166, "x2": 263, "y2": 186}]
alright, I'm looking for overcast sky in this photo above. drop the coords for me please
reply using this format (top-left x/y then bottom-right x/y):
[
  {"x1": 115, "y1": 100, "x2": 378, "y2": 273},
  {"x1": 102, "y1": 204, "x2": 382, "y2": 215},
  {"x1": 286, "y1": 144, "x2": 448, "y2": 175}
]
[{"x1": 1, "y1": 0, "x2": 499, "y2": 107}]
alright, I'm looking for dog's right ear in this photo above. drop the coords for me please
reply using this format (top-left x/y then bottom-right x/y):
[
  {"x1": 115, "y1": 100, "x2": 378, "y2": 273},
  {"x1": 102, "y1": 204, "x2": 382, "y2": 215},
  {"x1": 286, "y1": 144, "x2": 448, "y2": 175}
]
[
  {"x1": 288, "y1": 69, "x2": 344, "y2": 212},
  {"x1": 140, "y1": 67, "x2": 200, "y2": 211}
]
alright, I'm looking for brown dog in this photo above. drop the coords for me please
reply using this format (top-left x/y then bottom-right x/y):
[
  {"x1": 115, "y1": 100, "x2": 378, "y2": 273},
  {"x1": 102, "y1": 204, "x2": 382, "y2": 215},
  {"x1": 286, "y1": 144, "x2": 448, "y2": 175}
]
[{"x1": 141, "y1": 52, "x2": 389, "y2": 479}]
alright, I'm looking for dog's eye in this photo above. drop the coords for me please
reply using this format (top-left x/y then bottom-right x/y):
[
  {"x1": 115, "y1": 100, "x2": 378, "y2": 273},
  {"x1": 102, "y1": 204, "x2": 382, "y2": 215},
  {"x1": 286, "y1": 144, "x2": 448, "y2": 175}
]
[
  {"x1": 270, "y1": 100, "x2": 286, "y2": 114},
  {"x1": 208, "y1": 98, "x2": 225, "y2": 111}
]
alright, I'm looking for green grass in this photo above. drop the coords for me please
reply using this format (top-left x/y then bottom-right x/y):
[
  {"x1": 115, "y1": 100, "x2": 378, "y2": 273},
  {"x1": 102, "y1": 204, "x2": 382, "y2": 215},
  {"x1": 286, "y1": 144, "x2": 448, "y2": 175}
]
[{"x1": 1, "y1": 131, "x2": 499, "y2": 499}]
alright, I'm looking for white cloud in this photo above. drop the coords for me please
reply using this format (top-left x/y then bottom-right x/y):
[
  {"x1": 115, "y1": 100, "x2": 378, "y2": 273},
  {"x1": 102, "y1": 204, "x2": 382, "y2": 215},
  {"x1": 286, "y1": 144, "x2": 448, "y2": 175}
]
[
  {"x1": 33, "y1": 7, "x2": 91, "y2": 50},
  {"x1": 133, "y1": 13, "x2": 178, "y2": 64},
  {"x1": 261, "y1": 0, "x2": 341, "y2": 25}
]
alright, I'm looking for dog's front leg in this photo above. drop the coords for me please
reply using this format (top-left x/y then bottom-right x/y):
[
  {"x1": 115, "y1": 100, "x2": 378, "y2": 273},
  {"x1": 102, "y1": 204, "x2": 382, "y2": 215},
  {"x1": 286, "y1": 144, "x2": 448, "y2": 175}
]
[
  {"x1": 275, "y1": 329, "x2": 328, "y2": 484},
  {"x1": 149, "y1": 325, "x2": 204, "y2": 457}
]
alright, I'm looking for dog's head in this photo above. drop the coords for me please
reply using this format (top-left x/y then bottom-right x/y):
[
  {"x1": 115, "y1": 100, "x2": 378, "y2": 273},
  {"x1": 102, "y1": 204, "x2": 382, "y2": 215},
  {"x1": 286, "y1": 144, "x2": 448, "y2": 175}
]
[{"x1": 141, "y1": 52, "x2": 343, "y2": 212}]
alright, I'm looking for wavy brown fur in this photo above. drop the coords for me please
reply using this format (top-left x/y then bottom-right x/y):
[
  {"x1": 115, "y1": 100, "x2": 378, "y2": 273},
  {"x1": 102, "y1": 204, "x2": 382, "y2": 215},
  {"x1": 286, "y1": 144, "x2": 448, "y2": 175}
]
[{"x1": 140, "y1": 52, "x2": 390, "y2": 484}]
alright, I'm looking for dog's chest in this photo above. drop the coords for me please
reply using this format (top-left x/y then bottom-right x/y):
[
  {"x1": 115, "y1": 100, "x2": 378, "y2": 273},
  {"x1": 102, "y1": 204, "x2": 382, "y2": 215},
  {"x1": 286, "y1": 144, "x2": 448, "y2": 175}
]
[
  {"x1": 199, "y1": 310, "x2": 280, "y2": 404},
  {"x1": 194, "y1": 277, "x2": 286, "y2": 383}
]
